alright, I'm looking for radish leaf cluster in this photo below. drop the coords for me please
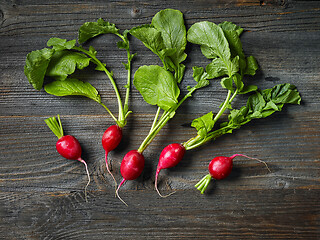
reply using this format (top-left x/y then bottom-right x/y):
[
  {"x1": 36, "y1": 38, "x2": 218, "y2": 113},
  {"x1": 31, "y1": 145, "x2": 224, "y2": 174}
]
[{"x1": 25, "y1": 19, "x2": 135, "y2": 127}]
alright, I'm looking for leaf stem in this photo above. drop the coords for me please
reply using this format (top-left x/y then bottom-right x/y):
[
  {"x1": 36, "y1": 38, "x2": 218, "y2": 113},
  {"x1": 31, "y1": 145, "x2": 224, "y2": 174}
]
[
  {"x1": 149, "y1": 107, "x2": 161, "y2": 135},
  {"x1": 195, "y1": 174, "x2": 212, "y2": 194},
  {"x1": 186, "y1": 125, "x2": 234, "y2": 150},
  {"x1": 137, "y1": 109, "x2": 171, "y2": 153},
  {"x1": 73, "y1": 46, "x2": 125, "y2": 127},
  {"x1": 183, "y1": 89, "x2": 238, "y2": 150},
  {"x1": 124, "y1": 53, "x2": 132, "y2": 110},
  {"x1": 44, "y1": 114, "x2": 64, "y2": 139},
  {"x1": 213, "y1": 90, "x2": 232, "y2": 124},
  {"x1": 228, "y1": 89, "x2": 238, "y2": 105},
  {"x1": 137, "y1": 88, "x2": 196, "y2": 153},
  {"x1": 116, "y1": 32, "x2": 135, "y2": 119},
  {"x1": 99, "y1": 103, "x2": 119, "y2": 125}
]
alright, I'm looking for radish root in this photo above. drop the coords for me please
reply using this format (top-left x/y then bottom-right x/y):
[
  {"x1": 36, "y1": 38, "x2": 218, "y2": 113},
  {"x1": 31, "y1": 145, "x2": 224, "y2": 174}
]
[
  {"x1": 155, "y1": 172, "x2": 176, "y2": 198},
  {"x1": 231, "y1": 154, "x2": 271, "y2": 173},
  {"x1": 79, "y1": 158, "x2": 91, "y2": 202},
  {"x1": 116, "y1": 178, "x2": 128, "y2": 207},
  {"x1": 105, "y1": 151, "x2": 118, "y2": 194}
]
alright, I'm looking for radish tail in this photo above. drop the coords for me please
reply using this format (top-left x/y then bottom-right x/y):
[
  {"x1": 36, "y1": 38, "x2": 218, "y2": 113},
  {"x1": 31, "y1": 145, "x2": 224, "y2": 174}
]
[
  {"x1": 155, "y1": 168, "x2": 176, "y2": 198},
  {"x1": 79, "y1": 158, "x2": 91, "y2": 202},
  {"x1": 231, "y1": 154, "x2": 271, "y2": 173},
  {"x1": 116, "y1": 178, "x2": 128, "y2": 207},
  {"x1": 105, "y1": 151, "x2": 118, "y2": 193}
]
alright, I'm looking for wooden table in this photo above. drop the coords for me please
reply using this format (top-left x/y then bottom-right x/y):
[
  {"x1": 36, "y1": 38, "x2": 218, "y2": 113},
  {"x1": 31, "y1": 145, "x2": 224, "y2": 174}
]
[{"x1": 0, "y1": 1, "x2": 319, "y2": 239}]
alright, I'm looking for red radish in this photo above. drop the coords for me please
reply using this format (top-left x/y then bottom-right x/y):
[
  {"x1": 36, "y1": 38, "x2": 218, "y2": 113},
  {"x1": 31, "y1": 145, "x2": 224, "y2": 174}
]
[
  {"x1": 155, "y1": 143, "x2": 186, "y2": 197},
  {"x1": 208, "y1": 155, "x2": 233, "y2": 180},
  {"x1": 44, "y1": 115, "x2": 91, "y2": 202},
  {"x1": 56, "y1": 135, "x2": 83, "y2": 160},
  {"x1": 195, "y1": 154, "x2": 270, "y2": 194},
  {"x1": 116, "y1": 150, "x2": 145, "y2": 206},
  {"x1": 102, "y1": 125, "x2": 122, "y2": 189}
]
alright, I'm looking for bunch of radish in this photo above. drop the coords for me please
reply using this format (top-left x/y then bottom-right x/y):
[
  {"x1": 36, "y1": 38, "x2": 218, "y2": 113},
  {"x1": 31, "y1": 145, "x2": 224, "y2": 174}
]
[{"x1": 25, "y1": 9, "x2": 302, "y2": 205}]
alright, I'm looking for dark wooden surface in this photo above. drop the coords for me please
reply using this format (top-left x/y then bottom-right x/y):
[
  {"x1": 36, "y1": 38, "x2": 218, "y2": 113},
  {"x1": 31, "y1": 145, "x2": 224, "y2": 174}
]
[{"x1": 0, "y1": 0, "x2": 319, "y2": 239}]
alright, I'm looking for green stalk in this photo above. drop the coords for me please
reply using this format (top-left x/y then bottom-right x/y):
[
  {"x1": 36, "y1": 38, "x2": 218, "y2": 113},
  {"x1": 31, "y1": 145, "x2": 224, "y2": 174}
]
[
  {"x1": 213, "y1": 90, "x2": 232, "y2": 123},
  {"x1": 118, "y1": 34, "x2": 134, "y2": 115},
  {"x1": 228, "y1": 89, "x2": 238, "y2": 104},
  {"x1": 124, "y1": 52, "x2": 131, "y2": 111},
  {"x1": 73, "y1": 46, "x2": 125, "y2": 127},
  {"x1": 44, "y1": 114, "x2": 64, "y2": 139},
  {"x1": 99, "y1": 103, "x2": 119, "y2": 124},
  {"x1": 137, "y1": 88, "x2": 196, "y2": 153},
  {"x1": 183, "y1": 89, "x2": 238, "y2": 150},
  {"x1": 185, "y1": 125, "x2": 234, "y2": 150},
  {"x1": 149, "y1": 107, "x2": 161, "y2": 135},
  {"x1": 195, "y1": 174, "x2": 212, "y2": 194},
  {"x1": 137, "y1": 109, "x2": 171, "y2": 153}
]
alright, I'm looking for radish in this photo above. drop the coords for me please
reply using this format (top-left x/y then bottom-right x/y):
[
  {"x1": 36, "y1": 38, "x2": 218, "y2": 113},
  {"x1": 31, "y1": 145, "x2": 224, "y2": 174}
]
[
  {"x1": 116, "y1": 150, "x2": 145, "y2": 206},
  {"x1": 44, "y1": 115, "x2": 91, "y2": 202},
  {"x1": 155, "y1": 143, "x2": 186, "y2": 197},
  {"x1": 102, "y1": 124, "x2": 122, "y2": 190},
  {"x1": 195, "y1": 154, "x2": 271, "y2": 194}
]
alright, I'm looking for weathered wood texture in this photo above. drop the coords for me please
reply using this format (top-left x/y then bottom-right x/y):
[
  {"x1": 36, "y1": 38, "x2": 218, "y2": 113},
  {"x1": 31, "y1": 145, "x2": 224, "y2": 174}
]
[{"x1": 0, "y1": 0, "x2": 319, "y2": 239}]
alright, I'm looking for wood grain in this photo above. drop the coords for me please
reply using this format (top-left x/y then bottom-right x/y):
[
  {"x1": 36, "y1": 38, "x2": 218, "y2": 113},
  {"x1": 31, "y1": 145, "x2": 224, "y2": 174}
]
[{"x1": 0, "y1": 0, "x2": 319, "y2": 239}]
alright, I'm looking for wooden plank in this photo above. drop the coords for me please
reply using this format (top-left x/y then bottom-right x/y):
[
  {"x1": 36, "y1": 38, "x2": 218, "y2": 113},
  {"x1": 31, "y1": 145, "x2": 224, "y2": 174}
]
[
  {"x1": 0, "y1": 190, "x2": 318, "y2": 239},
  {"x1": 0, "y1": 0, "x2": 319, "y2": 239}
]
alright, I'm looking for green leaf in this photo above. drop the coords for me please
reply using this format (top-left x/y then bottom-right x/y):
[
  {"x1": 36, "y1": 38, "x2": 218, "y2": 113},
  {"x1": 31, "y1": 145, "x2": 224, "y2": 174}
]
[
  {"x1": 207, "y1": 56, "x2": 239, "y2": 79},
  {"x1": 247, "y1": 91, "x2": 266, "y2": 114},
  {"x1": 45, "y1": 50, "x2": 91, "y2": 80},
  {"x1": 88, "y1": 46, "x2": 97, "y2": 56},
  {"x1": 117, "y1": 40, "x2": 128, "y2": 50},
  {"x1": 238, "y1": 84, "x2": 258, "y2": 94},
  {"x1": 200, "y1": 45, "x2": 218, "y2": 59},
  {"x1": 244, "y1": 56, "x2": 259, "y2": 76},
  {"x1": 174, "y1": 63, "x2": 186, "y2": 83},
  {"x1": 219, "y1": 22, "x2": 244, "y2": 59},
  {"x1": 133, "y1": 65, "x2": 180, "y2": 111},
  {"x1": 221, "y1": 29, "x2": 245, "y2": 58},
  {"x1": 264, "y1": 83, "x2": 301, "y2": 105},
  {"x1": 233, "y1": 73, "x2": 244, "y2": 91},
  {"x1": 192, "y1": 66, "x2": 210, "y2": 90},
  {"x1": 151, "y1": 9, "x2": 187, "y2": 75},
  {"x1": 122, "y1": 62, "x2": 130, "y2": 70},
  {"x1": 47, "y1": 38, "x2": 76, "y2": 51},
  {"x1": 264, "y1": 100, "x2": 280, "y2": 111},
  {"x1": 192, "y1": 66, "x2": 205, "y2": 82},
  {"x1": 231, "y1": 56, "x2": 240, "y2": 75},
  {"x1": 151, "y1": 9, "x2": 186, "y2": 52},
  {"x1": 206, "y1": 58, "x2": 229, "y2": 79},
  {"x1": 78, "y1": 18, "x2": 119, "y2": 44},
  {"x1": 117, "y1": 30, "x2": 130, "y2": 51},
  {"x1": 220, "y1": 76, "x2": 233, "y2": 91},
  {"x1": 24, "y1": 48, "x2": 55, "y2": 90},
  {"x1": 44, "y1": 78, "x2": 101, "y2": 103},
  {"x1": 226, "y1": 83, "x2": 301, "y2": 127},
  {"x1": 218, "y1": 22, "x2": 244, "y2": 36},
  {"x1": 129, "y1": 25, "x2": 166, "y2": 58},
  {"x1": 225, "y1": 106, "x2": 250, "y2": 127},
  {"x1": 130, "y1": 9, "x2": 187, "y2": 82},
  {"x1": 191, "y1": 112, "x2": 215, "y2": 138},
  {"x1": 188, "y1": 21, "x2": 243, "y2": 84},
  {"x1": 187, "y1": 21, "x2": 231, "y2": 61}
]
